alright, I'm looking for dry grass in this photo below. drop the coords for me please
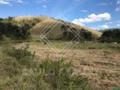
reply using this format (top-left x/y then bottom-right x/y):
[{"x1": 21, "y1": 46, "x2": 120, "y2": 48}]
[
  {"x1": 0, "y1": 44, "x2": 92, "y2": 90},
  {"x1": 16, "y1": 42, "x2": 120, "y2": 90},
  {"x1": 73, "y1": 24, "x2": 102, "y2": 37},
  {"x1": 13, "y1": 16, "x2": 101, "y2": 39},
  {"x1": 13, "y1": 16, "x2": 52, "y2": 22}
]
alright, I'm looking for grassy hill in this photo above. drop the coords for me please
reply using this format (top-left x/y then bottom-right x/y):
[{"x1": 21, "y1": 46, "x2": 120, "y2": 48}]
[{"x1": 12, "y1": 16, "x2": 101, "y2": 41}]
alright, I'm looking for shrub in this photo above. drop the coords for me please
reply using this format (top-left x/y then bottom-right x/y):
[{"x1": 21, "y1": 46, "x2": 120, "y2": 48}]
[
  {"x1": 0, "y1": 18, "x2": 3, "y2": 21},
  {"x1": 99, "y1": 28, "x2": 120, "y2": 43},
  {"x1": 13, "y1": 23, "x2": 31, "y2": 40},
  {"x1": 0, "y1": 20, "x2": 31, "y2": 40},
  {"x1": 61, "y1": 25, "x2": 94, "y2": 41},
  {"x1": 80, "y1": 30, "x2": 94, "y2": 41}
]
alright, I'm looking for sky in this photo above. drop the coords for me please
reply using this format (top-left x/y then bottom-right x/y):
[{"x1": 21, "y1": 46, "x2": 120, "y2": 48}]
[{"x1": 0, "y1": 0, "x2": 120, "y2": 29}]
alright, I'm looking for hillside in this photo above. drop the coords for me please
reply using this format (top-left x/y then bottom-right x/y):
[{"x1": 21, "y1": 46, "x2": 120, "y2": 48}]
[
  {"x1": 13, "y1": 16, "x2": 101, "y2": 41},
  {"x1": 0, "y1": 16, "x2": 120, "y2": 90}
]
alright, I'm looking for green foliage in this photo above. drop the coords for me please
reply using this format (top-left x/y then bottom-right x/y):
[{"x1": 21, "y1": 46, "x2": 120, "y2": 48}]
[
  {"x1": 112, "y1": 87, "x2": 120, "y2": 90},
  {"x1": 80, "y1": 30, "x2": 95, "y2": 41},
  {"x1": 0, "y1": 18, "x2": 3, "y2": 21},
  {"x1": 0, "y1": 19, "x2": 31, "y2": 40},
  {"x1": 99, "y1": 28, "x2": 120, "y2": 43}
]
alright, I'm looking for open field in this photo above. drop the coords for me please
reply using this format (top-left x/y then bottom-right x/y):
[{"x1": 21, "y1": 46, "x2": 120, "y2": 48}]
[
  {"x1": 0, "y1": 41, "x2": 120, "y2": 90},
  {"x1": 15, "y1": 41, "x2": 120, "y2": 90}
]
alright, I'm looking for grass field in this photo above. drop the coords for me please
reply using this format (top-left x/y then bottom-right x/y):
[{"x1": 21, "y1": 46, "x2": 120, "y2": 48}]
[{"x1": 0, "y1": 41, "x2": 120, "y2": 90}]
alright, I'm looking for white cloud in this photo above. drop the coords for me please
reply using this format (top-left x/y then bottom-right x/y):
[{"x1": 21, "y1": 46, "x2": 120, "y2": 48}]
[
  {"x1": 0, "y1": 0, "x2": 23, "y2": 5},
  {"x1": 72, "y1": 19, "x2": 85, "y2": 26},
  {"x1": 72, "y1": 13, "x2": 111, "y2": 25},
  {"x1": 93, "y1": 25, "x2": 109, "y2": 30},
  {"x1": 0, "y1": 0, "x2": 9, "y2": 4},
  {"x1": 101, "y1": 25, "x2": 109, "y2": 29}
]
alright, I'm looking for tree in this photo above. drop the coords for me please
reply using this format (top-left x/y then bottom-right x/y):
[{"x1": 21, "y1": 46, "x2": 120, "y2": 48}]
[
  {"x1": 0, "y1": 18, "x2": 3, "y2": 21},
  {"x1": 99, "y1": 28, "x2": 120, "y2": 43},
  {"x1": 0, "y1": 21, "x2": 31, "y2": 40}
]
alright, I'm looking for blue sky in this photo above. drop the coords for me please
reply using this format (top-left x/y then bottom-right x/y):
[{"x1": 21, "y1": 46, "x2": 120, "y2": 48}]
[{"x1": 0, "y1": 0, "x2": 120, "y2": 29}]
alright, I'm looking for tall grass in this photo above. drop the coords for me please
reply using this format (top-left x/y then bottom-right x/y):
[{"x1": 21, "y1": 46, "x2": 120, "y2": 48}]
[{"x1": 0, "y1": 45, "x2": 92, "y2": 90}]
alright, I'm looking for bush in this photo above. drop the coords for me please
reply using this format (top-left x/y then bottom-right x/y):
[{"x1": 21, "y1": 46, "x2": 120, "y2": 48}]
[
  {"x1": 0, "y1": 20, "x2": 31, "y2": 40},
  {"x1": 99, "y1": 28, "x2": 120, "y2": 43},
  {"x1": 61, "y1": 25, "x2": 94, "y2": 41},
  {"x1": 80, "y1": 30, "x2": 94, "y2": 41}
]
